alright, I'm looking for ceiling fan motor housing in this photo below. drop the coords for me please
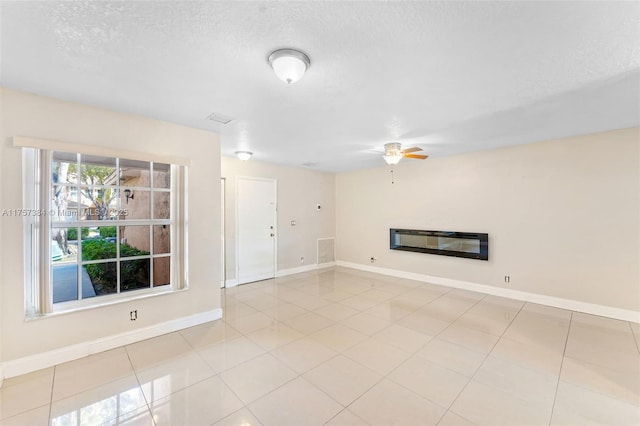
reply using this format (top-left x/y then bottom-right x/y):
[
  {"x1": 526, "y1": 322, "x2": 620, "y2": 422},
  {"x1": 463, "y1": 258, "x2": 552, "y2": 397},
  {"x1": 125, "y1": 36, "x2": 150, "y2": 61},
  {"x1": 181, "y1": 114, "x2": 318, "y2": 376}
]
[{"x1": 384, "y1": 142, "x2": 402, "y2": 155}]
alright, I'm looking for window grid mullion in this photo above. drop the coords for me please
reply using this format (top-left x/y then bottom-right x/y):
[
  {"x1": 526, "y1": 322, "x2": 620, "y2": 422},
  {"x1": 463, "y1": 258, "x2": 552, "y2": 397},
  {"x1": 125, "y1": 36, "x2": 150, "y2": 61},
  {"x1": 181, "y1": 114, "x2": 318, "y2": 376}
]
[
  {"x1": 116, "y1": 158, "x2": 121, "y2": 294},
  {"x1": 77, "y1": 226, "x2": 83, "y2": 302},
  {"x1": 150, "y1": 224, "x2": 154, "y2": 290},
  {"x1": 44, "y1": 152, "x2": 179, "y2": 311},
  {"x1": 76, "y1": 153, "x2": 83, "y2": 302},
  {"x1": 150, "y1": 162, "x2": 155, "y2": 290},
  {"x1": 42, "y1": 150, "x2": 53, "y2": 314}
]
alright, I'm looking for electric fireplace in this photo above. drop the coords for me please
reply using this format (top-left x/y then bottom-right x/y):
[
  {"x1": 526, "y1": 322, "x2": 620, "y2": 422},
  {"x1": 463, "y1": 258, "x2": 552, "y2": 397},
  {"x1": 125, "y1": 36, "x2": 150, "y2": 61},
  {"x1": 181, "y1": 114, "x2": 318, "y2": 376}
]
[{"x1": 390, "y1": 229, "x2": 489, "y2": 261}]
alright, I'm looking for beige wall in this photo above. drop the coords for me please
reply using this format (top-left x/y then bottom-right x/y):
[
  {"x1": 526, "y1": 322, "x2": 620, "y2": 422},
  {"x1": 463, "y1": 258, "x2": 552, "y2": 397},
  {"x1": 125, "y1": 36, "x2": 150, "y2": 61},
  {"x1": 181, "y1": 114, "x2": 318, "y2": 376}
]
[
  {"x1": 221, "y1": 157, "x2": 335, "y2": 281},
  {"x1": 336, "y1": 128, "x2": 640, "y2": 311},
  {"x1": 0, "y1": 88, "x2": 221, "y2": 363},
  {"x1": 0, "y1": 88, "x2": 3, "y2": 383}
]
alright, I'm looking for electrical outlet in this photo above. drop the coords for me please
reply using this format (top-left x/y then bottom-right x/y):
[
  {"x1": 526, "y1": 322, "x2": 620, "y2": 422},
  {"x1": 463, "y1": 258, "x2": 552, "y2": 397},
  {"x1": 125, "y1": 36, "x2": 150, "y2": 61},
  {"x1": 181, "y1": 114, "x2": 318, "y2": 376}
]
[
  {"x1": 300, "y1": 256, "x2": 305, "y2": 264},
  {"x1": 504, "y1": 275, "x2": 510, "y2": 284},
  {"x1": 370, "y1": 256, "x2": 376, "y2": 263},
  {"x1": 130, "y1": 310, "x2": 138, "y2": 321}
]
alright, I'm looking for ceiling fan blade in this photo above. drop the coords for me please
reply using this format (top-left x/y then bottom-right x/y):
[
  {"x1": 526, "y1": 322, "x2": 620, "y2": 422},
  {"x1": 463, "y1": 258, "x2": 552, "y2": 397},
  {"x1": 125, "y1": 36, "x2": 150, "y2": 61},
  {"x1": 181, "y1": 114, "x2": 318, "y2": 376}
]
[
  {"x1": 402, "y1": 147, "x2": 423, "y2": 154},
  {"x1": 404, "y1": 153, "x2": 428, "y2": 159}
]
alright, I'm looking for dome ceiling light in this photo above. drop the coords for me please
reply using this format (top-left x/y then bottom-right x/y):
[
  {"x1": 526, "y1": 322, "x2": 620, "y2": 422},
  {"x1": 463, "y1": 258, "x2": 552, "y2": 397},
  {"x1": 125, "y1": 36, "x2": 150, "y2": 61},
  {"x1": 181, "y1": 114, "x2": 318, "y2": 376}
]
[
  {"x1": 235, "y1": 151, "x2": 253, "y2": 161},
  {"x1": 268, "y1": 48, "x2": 311, "y2": 85}
]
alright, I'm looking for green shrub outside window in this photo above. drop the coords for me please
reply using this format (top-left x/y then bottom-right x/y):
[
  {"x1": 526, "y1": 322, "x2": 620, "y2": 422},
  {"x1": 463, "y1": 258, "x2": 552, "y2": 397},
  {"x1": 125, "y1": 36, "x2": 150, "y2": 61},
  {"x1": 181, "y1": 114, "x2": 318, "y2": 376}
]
[
  {"x1": 66, "y1": 227, "x2": 89, "y2": 240},
  {"x1": 99, "y1": 226, "x2": 117, "y2": 238},
  {"x1": 82, "y1": 239, "x2": 150, "y2": 294}
]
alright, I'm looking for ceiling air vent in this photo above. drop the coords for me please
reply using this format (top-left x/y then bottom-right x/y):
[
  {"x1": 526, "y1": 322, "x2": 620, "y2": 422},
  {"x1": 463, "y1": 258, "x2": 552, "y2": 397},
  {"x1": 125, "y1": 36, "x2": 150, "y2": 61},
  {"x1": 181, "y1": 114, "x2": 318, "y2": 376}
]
[{"x1": 206, "y1": 112, "x2": 234, "y2": 125}]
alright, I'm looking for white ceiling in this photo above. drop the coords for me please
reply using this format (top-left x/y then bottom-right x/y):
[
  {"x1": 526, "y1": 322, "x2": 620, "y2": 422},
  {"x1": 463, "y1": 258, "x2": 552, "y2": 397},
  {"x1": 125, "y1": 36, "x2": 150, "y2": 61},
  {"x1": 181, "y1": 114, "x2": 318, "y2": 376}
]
[{"x1": 1, "y1": 1, "x2": 638, "y2": 172}]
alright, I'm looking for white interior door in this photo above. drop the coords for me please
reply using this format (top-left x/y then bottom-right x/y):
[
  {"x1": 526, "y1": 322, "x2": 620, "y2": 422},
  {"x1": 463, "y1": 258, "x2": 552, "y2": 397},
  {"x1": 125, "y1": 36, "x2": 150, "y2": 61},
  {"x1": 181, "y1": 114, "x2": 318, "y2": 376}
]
[{"x1": 237, "y1": 177, "x2": 276, "y2": 285}]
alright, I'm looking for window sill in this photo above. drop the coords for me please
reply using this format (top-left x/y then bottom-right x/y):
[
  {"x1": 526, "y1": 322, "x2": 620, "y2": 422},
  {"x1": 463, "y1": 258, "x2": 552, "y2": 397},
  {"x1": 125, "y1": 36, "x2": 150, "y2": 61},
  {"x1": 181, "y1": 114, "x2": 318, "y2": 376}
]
[{"x1": 25, "y1": 285, "x2": 188, "y2": 321}]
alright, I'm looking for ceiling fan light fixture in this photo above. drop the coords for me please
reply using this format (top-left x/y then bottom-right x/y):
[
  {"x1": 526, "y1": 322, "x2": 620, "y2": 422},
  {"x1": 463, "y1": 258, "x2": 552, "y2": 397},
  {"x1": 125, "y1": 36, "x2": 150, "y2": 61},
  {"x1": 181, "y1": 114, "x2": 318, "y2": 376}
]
[
  {"x1": 235, "y1": 151, "x2": 253, "y2": 161},
  {"x1": 383, "y1": 142, "x2": 403, "y2": 165},
  {"x1": 383, "y1": 154, "x2": 402, "y2": 165},
  {"x1": 268, "y1": 48, "x2": 311, "y2": 85}
]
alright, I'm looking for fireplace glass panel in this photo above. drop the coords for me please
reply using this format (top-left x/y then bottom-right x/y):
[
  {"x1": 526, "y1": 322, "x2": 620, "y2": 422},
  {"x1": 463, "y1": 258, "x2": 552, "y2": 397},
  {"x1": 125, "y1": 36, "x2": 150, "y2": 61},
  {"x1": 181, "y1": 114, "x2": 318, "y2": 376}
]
[{"x1": 390, "y1": 229, "x2": 488, "y2": 260}]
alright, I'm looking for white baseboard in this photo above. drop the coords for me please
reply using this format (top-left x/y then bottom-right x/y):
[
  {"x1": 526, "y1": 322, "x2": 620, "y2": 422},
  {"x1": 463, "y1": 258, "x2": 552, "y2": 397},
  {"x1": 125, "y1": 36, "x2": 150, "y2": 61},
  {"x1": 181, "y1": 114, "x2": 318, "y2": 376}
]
[
  {"x1": 0, "y1": 308, "x2": 222, "y2": 382},
  {"x1": 336, "y1": 261, "x2": 640, "y2": 323},
  {"x1": 225, "y1": 278, "x2": 238, "y2": 288},
  {"x1": 277, "y1": 262, "x2": 336, "y2": 277},
  {"x1": 222, "y1": 263, "x2": 337, "y2": 287}
]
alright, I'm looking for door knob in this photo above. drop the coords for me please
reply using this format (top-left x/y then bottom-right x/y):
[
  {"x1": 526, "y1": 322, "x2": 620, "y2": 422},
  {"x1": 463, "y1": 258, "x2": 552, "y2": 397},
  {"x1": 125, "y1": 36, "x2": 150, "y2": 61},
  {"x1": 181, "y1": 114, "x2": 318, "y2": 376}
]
[{"x1": 270, "y1": 233, "x2": 275, "y2": 237}]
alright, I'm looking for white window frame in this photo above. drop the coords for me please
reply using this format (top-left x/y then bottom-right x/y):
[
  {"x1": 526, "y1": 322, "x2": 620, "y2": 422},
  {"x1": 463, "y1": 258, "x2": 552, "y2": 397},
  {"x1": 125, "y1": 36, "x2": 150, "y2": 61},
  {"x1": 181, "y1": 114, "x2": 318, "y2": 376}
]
[{"x1": 17, "y1": 137, "x2": 189, "y2": 317}]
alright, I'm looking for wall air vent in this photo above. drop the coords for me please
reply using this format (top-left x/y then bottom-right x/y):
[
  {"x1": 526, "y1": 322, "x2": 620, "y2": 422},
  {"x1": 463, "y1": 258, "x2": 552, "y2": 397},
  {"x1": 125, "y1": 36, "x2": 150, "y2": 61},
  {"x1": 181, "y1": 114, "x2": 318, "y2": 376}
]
[
  {"x1": 206, "y1": 112, "x2": 234, "y2": 124},
  {"x1": 317, "y1": 237, "x2": 335, "y2": 265}
]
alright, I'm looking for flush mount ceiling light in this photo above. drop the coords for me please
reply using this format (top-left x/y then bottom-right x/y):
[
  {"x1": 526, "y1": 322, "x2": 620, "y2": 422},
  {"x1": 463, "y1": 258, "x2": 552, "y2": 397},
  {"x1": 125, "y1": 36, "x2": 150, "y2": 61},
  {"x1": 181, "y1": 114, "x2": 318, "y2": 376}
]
[
  {"x1": 235, "y1": 151, "x2": 253, "y2": 161},
  {"x1": 268, "y1": 48, "x2": 311, "y2": 85}
]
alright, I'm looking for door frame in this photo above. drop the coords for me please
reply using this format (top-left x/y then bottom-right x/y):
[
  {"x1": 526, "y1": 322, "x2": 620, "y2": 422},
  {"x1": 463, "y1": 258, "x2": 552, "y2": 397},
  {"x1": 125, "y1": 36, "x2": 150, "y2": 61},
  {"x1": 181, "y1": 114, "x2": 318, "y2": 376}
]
[
  {"x1": 220, "y1": 177, "x2": 226, "y2": 288},
  {"x1": 235, "y1": 176, "x2": 277, "y2": 285}
]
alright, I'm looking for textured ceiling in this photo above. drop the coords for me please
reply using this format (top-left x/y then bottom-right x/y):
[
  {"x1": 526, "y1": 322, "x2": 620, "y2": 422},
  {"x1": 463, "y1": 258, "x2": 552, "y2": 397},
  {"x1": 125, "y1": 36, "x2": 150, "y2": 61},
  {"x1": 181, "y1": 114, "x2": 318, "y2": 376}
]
[{"x1": 1, "y1": 1, "x2": 638, "y2": 172}]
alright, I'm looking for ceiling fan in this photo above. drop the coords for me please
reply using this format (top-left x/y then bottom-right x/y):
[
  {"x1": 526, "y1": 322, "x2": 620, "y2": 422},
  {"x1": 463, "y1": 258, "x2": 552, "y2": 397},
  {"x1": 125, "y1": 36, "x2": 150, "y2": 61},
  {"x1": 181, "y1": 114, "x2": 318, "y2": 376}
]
[{"x1": 383, "y1": 142, "x2": 428, "y2": 165}]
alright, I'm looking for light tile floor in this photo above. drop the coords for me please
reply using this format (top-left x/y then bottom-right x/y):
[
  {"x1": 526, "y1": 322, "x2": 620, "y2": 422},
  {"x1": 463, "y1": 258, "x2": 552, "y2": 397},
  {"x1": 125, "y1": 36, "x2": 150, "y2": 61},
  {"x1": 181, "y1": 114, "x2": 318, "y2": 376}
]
[{"x1": 2, "y1": 267, "x2": 639, "y2": 425}]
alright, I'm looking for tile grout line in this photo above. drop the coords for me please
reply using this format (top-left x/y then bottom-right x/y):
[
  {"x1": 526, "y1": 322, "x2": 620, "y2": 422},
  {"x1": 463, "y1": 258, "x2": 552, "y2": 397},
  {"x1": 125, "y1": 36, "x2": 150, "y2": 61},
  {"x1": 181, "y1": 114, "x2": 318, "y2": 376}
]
[
  {"x1": 231, "y1": 274, "x2": 522, "y2": 421},
  {"x1": 435, "y1": 298, "x2": 527, "y2": 424},
  {"x1": 547, "y1": 310, "x2": 573, "y2": 426},
  {"x1": 264, "y1": 282, "x2": 384, "y2": 416},
  {"x1": 209, "y1": 322, "x2": 277, "y2": 425},
  {"x1": 547, "y1": 314, "x2": 640, "y2": 411},
  {"x1": 228, "y1": 275, "x2": 513, "y2": 424},
  {"x1": 336, "y1": 285, "x2": 484, "y2": 424},
  {"x1": 215, "y1": 341, "x2": 340, "y2": 425},
  {"x1": 221, "y1": 286, "x2": 347, "y2": 423},
  {"x1": 322, "y1": 401, "x2": 371, "y2": 426},
  {"x1": 123, "y1": 343, "x2": 157, "y2": 426},
  {"x1": 628, "y1": 321, "x2": 640, "y2": 355},
  {"x1": 42, "y1": 270, "x2": 608, "y2": 425},
  {"x1": 47, "y1": 365, "x2": 57, "y2": 424},
  {"x1": 344, "y1": 291, "x2": 492, "y2": 425},
  {"x1": 214, "y1": 365, "x2": 265, "y2": 425},
  {"x1": 232, "y1": 278, "x2": 408, "y2": 425},
  {"x1": 218, "y1": 273, "x2": 636, "y2": 425},
  {"x1": 129, "y1": 329, "x2": 254, "y2": 426},
  {"x1": 42, "y1": 348, "x2": 153, "y2": 424}
]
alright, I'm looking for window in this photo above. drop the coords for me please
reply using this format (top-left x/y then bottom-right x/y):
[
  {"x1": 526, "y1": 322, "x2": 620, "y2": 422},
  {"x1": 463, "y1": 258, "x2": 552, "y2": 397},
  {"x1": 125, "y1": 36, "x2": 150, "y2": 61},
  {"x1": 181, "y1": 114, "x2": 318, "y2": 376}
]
[{"x1": 23, "y1": 147, "x2": 187, "y2": 315}]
